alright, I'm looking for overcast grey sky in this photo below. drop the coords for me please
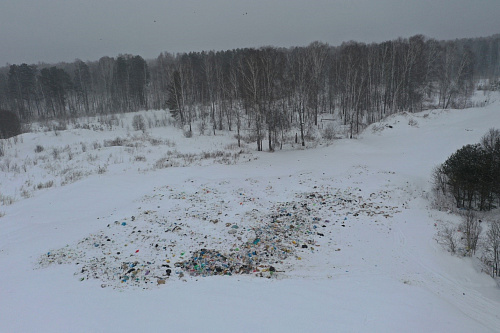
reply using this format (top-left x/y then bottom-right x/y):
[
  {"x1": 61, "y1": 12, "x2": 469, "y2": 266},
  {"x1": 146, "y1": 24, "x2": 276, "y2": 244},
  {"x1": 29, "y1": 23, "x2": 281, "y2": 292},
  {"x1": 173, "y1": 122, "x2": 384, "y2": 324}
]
[{"x1": 1, "y1": 0, "x2": 499, "y2": 65}]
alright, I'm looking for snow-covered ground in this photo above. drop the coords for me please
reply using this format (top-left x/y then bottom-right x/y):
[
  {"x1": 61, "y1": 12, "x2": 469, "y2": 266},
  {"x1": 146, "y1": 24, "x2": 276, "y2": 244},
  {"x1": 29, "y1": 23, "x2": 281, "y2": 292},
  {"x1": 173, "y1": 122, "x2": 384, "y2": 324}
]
[{"x1": 1, "y1": 100, "x2": 500, "y2": 332}]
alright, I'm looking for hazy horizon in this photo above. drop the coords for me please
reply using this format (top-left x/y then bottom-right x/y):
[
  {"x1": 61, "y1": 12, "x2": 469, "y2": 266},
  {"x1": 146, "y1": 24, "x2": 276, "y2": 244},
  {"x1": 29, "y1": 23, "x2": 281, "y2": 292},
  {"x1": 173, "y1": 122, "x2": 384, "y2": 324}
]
[{"x1": 1, "y1": 0, "x2": 500, "y2": 65}]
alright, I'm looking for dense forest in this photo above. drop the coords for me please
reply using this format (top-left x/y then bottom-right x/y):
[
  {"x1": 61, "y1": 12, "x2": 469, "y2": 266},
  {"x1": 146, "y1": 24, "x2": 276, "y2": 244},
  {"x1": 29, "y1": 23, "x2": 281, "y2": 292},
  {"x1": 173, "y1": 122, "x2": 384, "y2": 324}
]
[{"x1": 1, "y1": 34, "x2": 499, "y2": 149}]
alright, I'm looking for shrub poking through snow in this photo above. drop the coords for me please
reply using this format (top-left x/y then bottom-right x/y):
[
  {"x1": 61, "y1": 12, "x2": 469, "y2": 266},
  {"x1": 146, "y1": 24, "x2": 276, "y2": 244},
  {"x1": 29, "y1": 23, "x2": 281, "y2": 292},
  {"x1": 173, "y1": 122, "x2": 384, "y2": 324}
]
[{"x1": 132, "y1": 114, "x2": 146, "y2": 132}]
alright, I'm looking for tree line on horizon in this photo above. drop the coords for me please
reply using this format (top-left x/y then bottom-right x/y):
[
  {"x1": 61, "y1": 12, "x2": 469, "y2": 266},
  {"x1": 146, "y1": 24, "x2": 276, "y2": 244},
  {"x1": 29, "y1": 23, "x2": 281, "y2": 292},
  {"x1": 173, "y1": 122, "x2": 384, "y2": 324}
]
[{"x1": 0, "y1": 34, "x2": 499, "y2": 149}]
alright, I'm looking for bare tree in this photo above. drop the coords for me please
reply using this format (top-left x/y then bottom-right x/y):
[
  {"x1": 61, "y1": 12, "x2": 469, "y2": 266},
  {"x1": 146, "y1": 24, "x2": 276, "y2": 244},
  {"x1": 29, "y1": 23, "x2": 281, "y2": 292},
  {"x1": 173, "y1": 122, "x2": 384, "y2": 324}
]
[
  {"x1": 439, "y1": 226, "x2": 459, "y2": 254},
  {"x1": 459, "y1": 210, "x2": 481, "y2": 256},
  {"x1": 203, "y1": 51, "x2": 218, "y2": 135},
  {"x1": 438, "y1": 42, "x2": 475, "y2": 109},
  {"x1": 306, "y1": 41, "x2": 329, "y2": 126},
  {"x1": 238, "y1": 49, "x2": 264, "y2": 151},
  {"x1": 480, "y1": 128, "x2": 500, "y2": 153},
  {"x1": 485, "y1": 220, "x2": 500, "y2": 277},
  {"x1": 288, "y1": 47, "x2": 310, "y2": 147},
  {"x1": 228, "y1": 58, "x2": 243, "y2": 147}
]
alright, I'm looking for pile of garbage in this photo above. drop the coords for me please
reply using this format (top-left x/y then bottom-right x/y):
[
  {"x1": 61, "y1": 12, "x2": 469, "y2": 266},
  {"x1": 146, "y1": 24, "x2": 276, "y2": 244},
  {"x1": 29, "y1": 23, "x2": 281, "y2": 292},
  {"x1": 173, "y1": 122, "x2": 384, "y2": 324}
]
[{"x1": 177, "y1": 190, "x2": 351, "y2": 278}]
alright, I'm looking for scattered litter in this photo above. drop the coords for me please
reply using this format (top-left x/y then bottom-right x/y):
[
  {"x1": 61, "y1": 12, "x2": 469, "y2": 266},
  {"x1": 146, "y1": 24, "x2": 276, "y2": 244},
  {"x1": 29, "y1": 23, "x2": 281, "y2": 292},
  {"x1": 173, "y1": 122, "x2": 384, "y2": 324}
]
[{"x1": 36, "y1": 181, "x2": 401, "y2": 289}]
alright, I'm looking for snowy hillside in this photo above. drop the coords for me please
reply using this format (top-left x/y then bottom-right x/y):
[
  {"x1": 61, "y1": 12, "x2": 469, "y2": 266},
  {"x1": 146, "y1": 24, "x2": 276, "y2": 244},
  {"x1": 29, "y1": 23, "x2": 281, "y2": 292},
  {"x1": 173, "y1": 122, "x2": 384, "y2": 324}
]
[{"x1": 1, "y1": 100, "x2": 500, "y2": 332}]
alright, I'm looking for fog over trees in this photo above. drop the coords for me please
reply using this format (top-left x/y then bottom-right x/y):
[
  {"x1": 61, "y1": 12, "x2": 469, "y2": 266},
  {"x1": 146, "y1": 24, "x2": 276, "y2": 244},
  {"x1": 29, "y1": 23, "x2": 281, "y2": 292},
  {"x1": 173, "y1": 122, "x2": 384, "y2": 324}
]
[{"x1": 0, "y1": 34, "x2": 499, "y2": 149}]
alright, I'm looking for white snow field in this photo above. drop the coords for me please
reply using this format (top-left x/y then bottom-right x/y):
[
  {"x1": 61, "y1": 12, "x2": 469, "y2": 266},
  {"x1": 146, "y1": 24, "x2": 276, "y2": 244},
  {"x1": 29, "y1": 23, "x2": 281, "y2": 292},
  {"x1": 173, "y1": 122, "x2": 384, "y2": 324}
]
[{"x1": 1, "y1": 100, "x2": 500, "y2": 332}]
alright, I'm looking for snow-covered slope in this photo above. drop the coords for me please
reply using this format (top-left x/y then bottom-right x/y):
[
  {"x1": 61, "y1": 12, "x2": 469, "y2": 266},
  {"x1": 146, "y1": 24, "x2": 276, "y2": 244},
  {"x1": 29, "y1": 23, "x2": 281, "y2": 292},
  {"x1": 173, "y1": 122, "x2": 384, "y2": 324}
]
[{"x1": 1, "y1": 103, "x2": 500, "y2": 332}]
